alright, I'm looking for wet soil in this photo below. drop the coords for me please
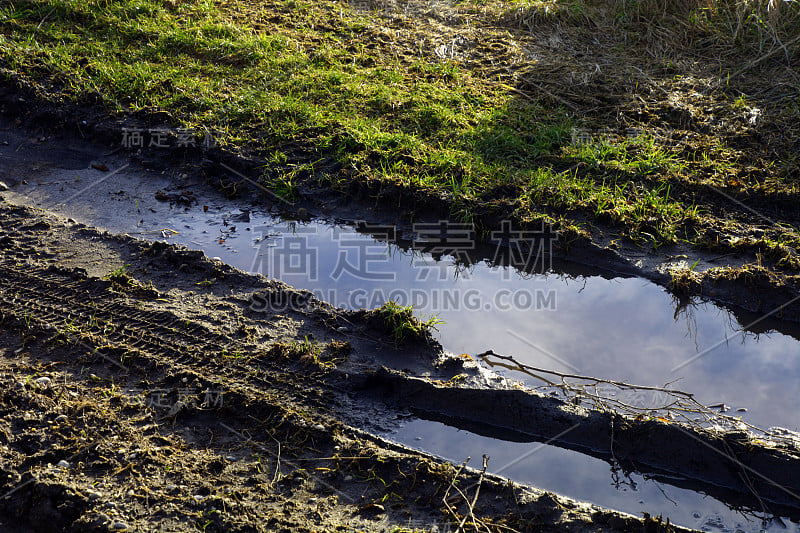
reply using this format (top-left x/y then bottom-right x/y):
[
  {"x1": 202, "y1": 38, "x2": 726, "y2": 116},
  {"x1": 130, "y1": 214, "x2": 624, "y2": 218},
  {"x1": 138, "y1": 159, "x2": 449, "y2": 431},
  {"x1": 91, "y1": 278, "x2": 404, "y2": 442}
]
[
  {"x1": 1, "y1": 9, "x2": 800, "y2": 524},
  {"x1": 0, "y1": 192, "x2": 708, "y2": 532},
  {"x1": 2, "y1": 112, "x2": 800, "y2": 529}
]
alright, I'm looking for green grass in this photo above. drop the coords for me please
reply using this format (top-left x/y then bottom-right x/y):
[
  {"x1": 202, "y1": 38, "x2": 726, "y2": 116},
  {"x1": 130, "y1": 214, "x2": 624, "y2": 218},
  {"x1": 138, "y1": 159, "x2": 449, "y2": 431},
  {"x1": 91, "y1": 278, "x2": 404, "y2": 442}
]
[
  {"x1": 104, "y1": 263, "x2": 130, "y2": 281},
  {"x1": 1, "y1": 0, "x2": 799, "y2": 258},
  {"x1": 265, "y1": 337, "x2": 348, "y2": 369},
  {"x1": 376, "y1": 301, "x2": 443, "y2": 346}
]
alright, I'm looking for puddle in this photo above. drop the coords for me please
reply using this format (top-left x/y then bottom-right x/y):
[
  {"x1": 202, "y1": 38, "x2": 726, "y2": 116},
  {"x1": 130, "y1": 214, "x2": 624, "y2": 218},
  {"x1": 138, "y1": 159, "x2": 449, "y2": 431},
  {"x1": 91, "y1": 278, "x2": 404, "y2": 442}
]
[
  {"x1": 3, "y1": 134, "x2": 800, "y2": 530},
  {"x1": 383, "y1": 418, "x2": 799, "y2": 533},
  {"x1": 111, "y1": 198, "x2": 800, "y2": 431}
]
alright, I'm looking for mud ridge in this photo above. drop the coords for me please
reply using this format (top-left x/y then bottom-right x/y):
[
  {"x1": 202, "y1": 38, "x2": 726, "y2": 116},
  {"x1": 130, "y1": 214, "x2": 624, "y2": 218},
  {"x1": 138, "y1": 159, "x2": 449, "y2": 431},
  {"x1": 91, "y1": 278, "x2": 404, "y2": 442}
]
[
  {"x1": 367, "y1": 367, "x2": 800, "y2": 515},
  {"x1": 0, "y1": 197, "x2": 699, "y2": 531}
]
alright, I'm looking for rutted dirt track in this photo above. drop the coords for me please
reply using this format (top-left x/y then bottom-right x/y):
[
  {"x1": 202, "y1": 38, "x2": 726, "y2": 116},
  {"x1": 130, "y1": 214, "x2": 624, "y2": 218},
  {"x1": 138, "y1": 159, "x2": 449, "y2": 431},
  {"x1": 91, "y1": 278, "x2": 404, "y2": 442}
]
[
  {"x1": 0, "y1": 263, "x2": 233, "y2": 364},
  {"x1": 1, "y1": 198, "x2": 704, "y2": 532},
  {"x1": 2, "y1": 189, "x2": 800, "y2": 531}
]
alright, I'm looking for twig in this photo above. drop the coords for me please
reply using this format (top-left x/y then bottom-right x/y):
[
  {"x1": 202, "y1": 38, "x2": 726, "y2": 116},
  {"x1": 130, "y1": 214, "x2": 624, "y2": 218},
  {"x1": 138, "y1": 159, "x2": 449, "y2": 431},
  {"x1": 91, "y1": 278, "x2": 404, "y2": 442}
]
[
  {"x1": 501, "y1": 81, "x2": 580, "y2": 112},
  {"x1": 478, "y1": 350, "x2": 779, "y2": 440},
  {"x1": 443, "y1": 457, "x2": 470, "y2": 528},
  {"x1": 479, "y1": 350, "x2": 694, "y2": 398},
  {"x1": 457, "y1": 455, "x2": 491, "y2": 533},
  {"x1": 36, "y1": 7, "x2": 56, "y2": 29},
  {"x1": 630, "y1": 65, "x2": 670, "y2": 96},
  {"x1": 723, "y1": 438, "x2": 769, "y2": 517}
]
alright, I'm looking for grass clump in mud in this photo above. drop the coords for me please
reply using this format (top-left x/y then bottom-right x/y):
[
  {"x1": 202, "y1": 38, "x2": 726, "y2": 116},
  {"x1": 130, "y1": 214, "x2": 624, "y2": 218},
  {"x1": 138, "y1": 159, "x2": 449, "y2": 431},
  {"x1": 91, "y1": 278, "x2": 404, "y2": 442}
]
[
  {"x1": 375, "y1": 300, "x2": 443, "y2": 346},
  {"x1": 104, "y1": 263, "x2": 160, "y2": 298},
  {"x1": 668, "y1": 264, "x2": 703, "y2": 297},
  {"x1": 265, "y1": 338, "x2": 350, "y2": 369}
]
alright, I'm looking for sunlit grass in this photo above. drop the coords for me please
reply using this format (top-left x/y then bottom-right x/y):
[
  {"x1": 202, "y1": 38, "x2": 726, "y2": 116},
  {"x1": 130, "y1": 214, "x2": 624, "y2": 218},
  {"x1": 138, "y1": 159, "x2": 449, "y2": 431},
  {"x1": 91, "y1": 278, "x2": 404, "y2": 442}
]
[{"x1": 0, "y1": 0, "x2": 789, "y2": 252}]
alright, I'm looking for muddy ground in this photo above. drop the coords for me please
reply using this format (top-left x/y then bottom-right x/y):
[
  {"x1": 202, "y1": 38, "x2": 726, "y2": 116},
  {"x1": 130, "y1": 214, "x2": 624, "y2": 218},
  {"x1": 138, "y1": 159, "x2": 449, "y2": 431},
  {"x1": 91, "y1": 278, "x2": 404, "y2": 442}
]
[
  {"x1": 0, "y1": 2, "x2": 800, "y2": 321},
  {"x1": 2, "y1": 1, "x2": 800, "y2": 529},
  {"x1": 1, "y1": 110, "x2": 800, "y2": 531},
  {"x1": 2, "y1": 0, "x2": 800, "y2": 321},
  {"x1": 1, "y1": 128, "x2": 800, "y2": 530},
  {"x1": 0, "y1": 185, "x2": 711, "y2": 532}
]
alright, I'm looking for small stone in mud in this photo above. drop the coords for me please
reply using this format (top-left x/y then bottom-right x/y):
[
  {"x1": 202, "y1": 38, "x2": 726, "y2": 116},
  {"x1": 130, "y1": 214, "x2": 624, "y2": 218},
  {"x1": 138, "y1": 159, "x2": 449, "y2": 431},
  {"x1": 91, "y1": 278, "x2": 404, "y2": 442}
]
[
  {"x1": 34, "y1": 376, "x2": 51, "y2": 386},
  {"x1": 0, "y1": 181, "x2": 8, "y2": 191},
  {"x1": 57, "y1": 460, "x2": 70, "y2": 469},
  {"x1": 54, "y1": 414, "x2": 68, "y2": 423},
  {"x1": 92, "y1": 514, "x2": 110, "y2": 528},
  {"x1": 87, "y1": 490, "x2": 103, "y2": 500},
  {"x1": 110, "y1": 522, "x2": 129, "y2": 531},
  {"x1": 313, "y1": 424, "x2": 325, "y2": 431}
]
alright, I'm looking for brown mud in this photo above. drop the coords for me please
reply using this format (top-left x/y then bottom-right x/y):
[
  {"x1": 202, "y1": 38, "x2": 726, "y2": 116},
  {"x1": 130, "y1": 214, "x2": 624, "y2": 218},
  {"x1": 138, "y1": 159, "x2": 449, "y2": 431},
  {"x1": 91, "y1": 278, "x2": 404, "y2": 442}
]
[
  {"x1": 0, "y1": 194, "x2": 697, "y2": 532},
  {"x1": 1, "y1": 182, "x2": 800, "y2": 530},
  {"x1": 2, "y1": 2, "x2": 800, "y2": 527}
]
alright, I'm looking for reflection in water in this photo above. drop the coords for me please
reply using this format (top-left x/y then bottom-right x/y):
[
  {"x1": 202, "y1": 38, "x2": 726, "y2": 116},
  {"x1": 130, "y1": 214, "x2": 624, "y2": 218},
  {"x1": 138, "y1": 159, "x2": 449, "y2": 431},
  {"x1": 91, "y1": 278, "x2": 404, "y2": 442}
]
[
  {"x1": 477, "y1": 350, "x2": 761, "y2": 435},
  {"x1": 672, "y1": 295, "x2": 701, "y2": 352},
  {"x1": 50, "y1": 193, "x2": 799, "y2": 431},
  {"x1": 385, "y1": 418, "x2": 800, "y2": 533}
]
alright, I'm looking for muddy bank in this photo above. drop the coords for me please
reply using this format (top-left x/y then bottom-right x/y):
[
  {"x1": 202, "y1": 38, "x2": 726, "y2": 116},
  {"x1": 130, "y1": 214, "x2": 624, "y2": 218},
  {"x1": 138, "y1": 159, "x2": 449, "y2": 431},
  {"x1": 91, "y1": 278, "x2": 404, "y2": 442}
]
[
  {"x1": 1, "y1": 191, "x2": 800, "y2": 528},
  {"x1": 0, "y1": 195, "x2": 701, "y2": 531},
  {"x1": 3, "y1": 104, "x2": 800, "y2": 523},
  {"x1": 367, "y1": 367, "x2": 800, "y2": 516}
]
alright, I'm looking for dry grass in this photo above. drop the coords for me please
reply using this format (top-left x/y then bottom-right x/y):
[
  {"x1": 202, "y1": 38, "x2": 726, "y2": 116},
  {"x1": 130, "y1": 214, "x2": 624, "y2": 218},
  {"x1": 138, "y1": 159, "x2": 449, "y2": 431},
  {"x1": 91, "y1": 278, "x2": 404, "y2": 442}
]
[{"x1": 503, "y1": 0, "x2": 800, "y2": 55}]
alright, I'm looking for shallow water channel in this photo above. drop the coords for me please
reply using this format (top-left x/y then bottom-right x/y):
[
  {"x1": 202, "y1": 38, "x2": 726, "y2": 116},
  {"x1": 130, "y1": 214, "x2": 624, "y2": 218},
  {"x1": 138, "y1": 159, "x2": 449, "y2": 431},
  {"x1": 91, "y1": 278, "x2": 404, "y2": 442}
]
[{"x1": 8, "y1": 164, "x2": 800, "y2": 532}]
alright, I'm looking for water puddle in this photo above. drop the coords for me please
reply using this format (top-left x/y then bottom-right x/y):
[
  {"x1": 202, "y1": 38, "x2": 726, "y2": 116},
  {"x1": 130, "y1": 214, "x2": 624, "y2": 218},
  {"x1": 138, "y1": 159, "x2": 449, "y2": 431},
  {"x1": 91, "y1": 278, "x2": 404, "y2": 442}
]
[
  {"x1": 384, "y1": 418, "x2": 798, "y2": 533},
  {"x1": 5, "y1": 152, "x2": 800, "y2": 531},
  {"x1": 161, "y1": 201, "x2": 799, "y2": 431}
]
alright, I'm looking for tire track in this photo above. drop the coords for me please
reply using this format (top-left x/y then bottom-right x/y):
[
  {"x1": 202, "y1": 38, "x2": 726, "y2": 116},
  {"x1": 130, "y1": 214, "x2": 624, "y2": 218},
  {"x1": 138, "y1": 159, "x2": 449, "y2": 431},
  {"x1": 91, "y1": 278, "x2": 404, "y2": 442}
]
[
  {"x1": 0, "y1": 262, "x2": 315, "y2": 402},
  {"x1": 0, "y1": 263, "x2": 229, "y2": 365}
]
